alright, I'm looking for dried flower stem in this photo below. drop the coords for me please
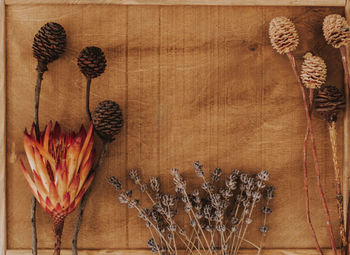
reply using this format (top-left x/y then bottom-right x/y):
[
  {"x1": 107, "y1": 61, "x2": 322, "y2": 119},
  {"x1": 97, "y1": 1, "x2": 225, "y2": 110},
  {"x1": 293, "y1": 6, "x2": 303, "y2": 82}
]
[
  {"x1": 301, "y1": 88, "x2": 323, "y2": 255},
  {"x1": 339, "y1": 45, "x2": 350, "y2": 230},
  {"x1": 53, "y1": 220, "x2": 64, "y2": 255},
  {"x1": 72, "y1": 141, "x2": 109, "y2": 255},
  {"x1": 328, "y1": 121, "x2": 347, "y2": 247},
  {"x1": 31, "y1": 65, "x2": 45, "y2": 255},
  {"x1": 287, "y1": 52, "x2": 337, "y2": 255},
  {"x1": 85, "y1": 78, "x2": 92, "y2": 121}
]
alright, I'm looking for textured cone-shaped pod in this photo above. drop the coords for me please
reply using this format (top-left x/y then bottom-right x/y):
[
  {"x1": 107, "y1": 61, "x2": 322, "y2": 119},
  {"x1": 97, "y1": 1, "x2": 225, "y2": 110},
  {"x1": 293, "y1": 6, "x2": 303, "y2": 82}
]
[
  {"x1": 78, "y1": 46, "x2": 107, "y2": 79},
  {"x1": 269, "y1": 17, "x2": 299, "y2": 54},
  {"x1": 314, "y1": 85, "x2": 346, "y2": 122},
  {"x1": 323, "y1": 14, "x2": 350, "y2": 48},
  {"x1": 93, "y1": 100, "x2": 123, "y2": 141},
  {"x1": 300, "y1": 52, "x2": 327, "y2": 89},
  {"x1": 33, "y1": 22, "x2": 66, "y2": 72}
]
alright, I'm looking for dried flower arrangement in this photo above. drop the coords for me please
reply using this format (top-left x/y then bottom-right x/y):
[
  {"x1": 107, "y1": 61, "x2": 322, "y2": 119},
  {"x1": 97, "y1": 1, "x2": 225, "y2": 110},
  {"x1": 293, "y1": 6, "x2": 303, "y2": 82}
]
[
  {"x1": 269, "y1": 15, "x2": 348, "y2": 255},
  {"x1": 21, "y1": 23, "x2": 124, "y2": 255},
  {"x1": 109, "y1": 162, "x2": 275, "y2": 255}
]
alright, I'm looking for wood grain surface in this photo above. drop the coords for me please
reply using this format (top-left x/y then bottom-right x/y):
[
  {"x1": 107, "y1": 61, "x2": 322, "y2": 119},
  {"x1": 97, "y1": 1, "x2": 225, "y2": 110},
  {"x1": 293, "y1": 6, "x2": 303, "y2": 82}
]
[
  {"x1": 3, "y1": 248, "x2": 344, "y2": 255},
  {"x1": 4, "y1": 4, "x2": 347, "y2": 252},
  {"x1": 1, "y1": 0, "x2": 6, "y2": 254},
  {"x1": 1, "y1": 0, "x2": 347, "y2": 7}
]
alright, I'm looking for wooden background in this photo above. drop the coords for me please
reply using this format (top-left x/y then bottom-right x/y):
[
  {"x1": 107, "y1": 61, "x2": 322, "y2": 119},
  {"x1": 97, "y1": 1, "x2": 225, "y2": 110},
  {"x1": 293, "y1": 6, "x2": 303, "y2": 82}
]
[{"x1": 4, "y1": 3, "x2": 348, "y2": 253}]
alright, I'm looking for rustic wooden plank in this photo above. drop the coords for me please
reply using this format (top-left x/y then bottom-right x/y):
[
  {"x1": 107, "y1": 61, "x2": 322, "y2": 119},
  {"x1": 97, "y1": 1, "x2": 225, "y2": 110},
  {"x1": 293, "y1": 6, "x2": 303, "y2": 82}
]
[
  {"x1": 5, "y1": 4, "x2": 347, "y2": 251},
  {"x1": 0, "y1": 0, "x2": 6, "y2": 254},
  {"x1": 126, "y1": 5, "x2": 161, "y2": 248},
  {"x1": 344, "y1": 0, "x2": 350, "y2": 230},
  {"x1": 4, "y1": 249, "x2": 343, "y2": 255},
  {"x1": 2, "y1": 0, "x2": 347, "y2": 6}
]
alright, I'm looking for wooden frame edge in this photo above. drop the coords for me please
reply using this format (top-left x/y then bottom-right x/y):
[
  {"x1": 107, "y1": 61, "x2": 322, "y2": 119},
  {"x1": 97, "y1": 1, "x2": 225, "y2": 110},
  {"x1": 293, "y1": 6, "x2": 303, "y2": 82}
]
[
  {"x1": 4, "y1": 249, "x2": 341, "y2": 254},
  {"x1": 2, "y1": 0, "x2": 346, "y2": 6},
  {"x1": 0, "y1": 0, "x2": 6, "y2": 254}
]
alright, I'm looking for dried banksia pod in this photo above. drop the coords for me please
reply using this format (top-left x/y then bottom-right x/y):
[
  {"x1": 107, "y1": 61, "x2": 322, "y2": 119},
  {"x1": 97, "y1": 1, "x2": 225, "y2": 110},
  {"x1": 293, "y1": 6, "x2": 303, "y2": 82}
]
[
  {"x1": 33, "y1": 22, "x2": 66, "y2": 72},
  {"x1": 323, "y1": 14, "x2": 350, "y2": 48},
  {"x1": 300, "y1": 53, "x2": 327, "y2": 89},
  {"x1": 314, "y1": 85, "x2": 346, "y2": 122},
  {"x1": 78, "y1": 46, "x2": 107, "y2": 79},
  {"x1": 92, "y1": 100, "x2": 123, "y2": 141},
  {"x1": 269, "y1": 17, "x2": 299, "y2": 54}
]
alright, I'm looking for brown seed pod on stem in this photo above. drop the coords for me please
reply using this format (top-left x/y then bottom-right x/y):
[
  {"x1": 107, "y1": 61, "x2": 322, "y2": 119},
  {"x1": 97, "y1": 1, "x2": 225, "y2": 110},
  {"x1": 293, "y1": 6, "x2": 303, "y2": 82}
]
[
  {"x1": 314, "y1": 85, "x2": 346, "y2": 247},
  {"x1": 270, "y1": 16, "x2": 336, "y2": 255},
  {"x1": 31, "y1": 22, "x2": 66, "y2": 255},
  {"x1": 77, "y1": 46, "x2": 107, "y2": 121}
]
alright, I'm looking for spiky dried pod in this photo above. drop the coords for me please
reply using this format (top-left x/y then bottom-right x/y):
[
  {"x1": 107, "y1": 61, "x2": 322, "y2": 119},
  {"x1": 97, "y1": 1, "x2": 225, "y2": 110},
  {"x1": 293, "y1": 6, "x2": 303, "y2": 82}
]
[
  {"x1": 269, "y1": 17, "x2": 299, "y2": 54},
  {"x1": 92, "y1": 100, "x2": 123, "y2": 141},
  {"x1": 300, "y1": 53, "x2": 327, "y2": 89},
  {"x1": 32, "y1": 22, "x2": 66, "y2": 72},
  {"x1": 78, "y1": 46, "x2": 107, "y2": 79},
  {"x1": 314, "y1": 85, "x2": 346, "y2": 122},
  {"x1": 323, "y1": 14, "x2": 350, "y2": 48}
]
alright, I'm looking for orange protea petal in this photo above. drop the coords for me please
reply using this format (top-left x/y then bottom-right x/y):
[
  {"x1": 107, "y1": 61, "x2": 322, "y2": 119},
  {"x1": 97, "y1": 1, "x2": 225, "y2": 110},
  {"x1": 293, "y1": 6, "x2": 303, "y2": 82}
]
[
  {"x1": 34, "y1": 148, "x2": 51, "y2": 191},
  {"x1": 77, "y1": 123, "x2": 93, "y2": 171},
  {"x1": 20, "y1": 161, "x2": 38, "y2": 200},
  {"x1": 62, "y1": 192, "x2": 70, "y2": 210},
  {"x1": 66, "y1": 136, "x2": 82, "y2": 185},
  {"x1": 81, "y1": 138, "x2": 94, "y2": 167},
  {"x1": 55, "y1": 163, "x2": 68, "y2": 201},
  {"x1": 68, "y1": 175, "x2": 80, "y2": 200},
  {"x1": 68, "y1": 172, "x2": 94, "y2": 214},
  {"x1": 48, "y1": 181, "x2": 59, "y2": 206},
  {"x1": 32, "y1": 139, "x2": 57, "y2": 176},
  {"x1": 77, "y1": 156, "x2": 94, "y2": 194},
  {"x1": 37, "y1": 192, "x2": 47, "y2": 210},
  {"x1": 43, "y1": 121, "x2": 52, "y2": 151},
  {"x1": 23, "y1": 133, "x2": 36, "y2": 172},
  {"x1": 33, "y1": 170, "x2": 48, "y2": 197}
]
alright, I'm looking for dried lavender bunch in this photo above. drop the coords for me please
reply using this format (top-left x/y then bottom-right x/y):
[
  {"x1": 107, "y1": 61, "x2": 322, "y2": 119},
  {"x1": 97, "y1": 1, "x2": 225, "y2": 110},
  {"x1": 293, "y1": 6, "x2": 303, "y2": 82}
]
[{"x1": 109, "y1": 162, "x2": 274, "y2": 255}]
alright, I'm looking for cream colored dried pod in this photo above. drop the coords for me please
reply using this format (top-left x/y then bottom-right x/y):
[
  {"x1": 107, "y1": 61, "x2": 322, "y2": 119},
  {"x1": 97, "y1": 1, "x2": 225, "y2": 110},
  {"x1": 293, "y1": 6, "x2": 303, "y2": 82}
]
[
  {"x1": 323, "y1": 14, "x2": 350, "y2": 48},
  {"x1": 300, "y1": 52, "x2": 327, "y2": 89},
  {"x1": 269, "y1": 16, "x2": 299, "y2": 54}
]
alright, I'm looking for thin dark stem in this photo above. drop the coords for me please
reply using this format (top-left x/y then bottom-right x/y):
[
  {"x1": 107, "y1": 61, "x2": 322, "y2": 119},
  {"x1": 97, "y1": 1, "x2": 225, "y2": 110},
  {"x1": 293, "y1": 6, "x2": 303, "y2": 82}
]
[
  {"x1": 72, "y1": 141, "x2": 109, "y2": 255},
  {"x1": 31, "y1": 196, "x2": 37, "y2": 255},
  {"x1": 86, "y1": 78, "x2": 92, "y2": 122},
  {"x1": 53, "y1": 220, "x2": 64, "y2": 255},
  {"x1": 302, "y1": 89, "x2": 323, "y2": 255},
  {"x1": 287, "y1": 52, "x2": 337, "y2": 255},
  {"x1": 34, "y1": 71, "x2": 43, "y2": 140},
  {"x1": 31, "y1": 65, "x2": 44, "y2": 255}
]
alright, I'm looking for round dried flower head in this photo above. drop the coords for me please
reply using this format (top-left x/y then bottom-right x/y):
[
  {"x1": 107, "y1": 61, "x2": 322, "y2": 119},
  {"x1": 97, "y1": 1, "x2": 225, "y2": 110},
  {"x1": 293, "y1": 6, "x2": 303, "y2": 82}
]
[
  {"x1": 33, "y1": 22, "x2": 66, "y2": 72},
  {"x1": 314, "y1": 85, "x2": 346, "y2": 122},
  {"x1": 269, "y1": 17, "x2": 299, "y2": 54},
  {"x1": 323, "y1": 14, "x2": 350, "y2": 48},
  {"x1": 300, "y1": 53, "x2": 327, "y2": 89},
  {"x1": 78, "y1": 46, "x2": 107, "y2": 79}
]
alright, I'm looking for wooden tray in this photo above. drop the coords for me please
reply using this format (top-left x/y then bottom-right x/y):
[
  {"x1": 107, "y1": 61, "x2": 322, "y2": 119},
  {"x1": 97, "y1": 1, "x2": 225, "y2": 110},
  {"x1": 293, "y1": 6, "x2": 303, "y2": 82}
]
[{"x1": 1, "y1": 1, "x2": 349, "y2": 254}]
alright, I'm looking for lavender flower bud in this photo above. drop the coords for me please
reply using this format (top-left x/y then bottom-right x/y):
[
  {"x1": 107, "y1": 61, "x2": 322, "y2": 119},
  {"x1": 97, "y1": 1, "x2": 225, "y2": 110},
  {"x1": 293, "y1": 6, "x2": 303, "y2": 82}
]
[
  {"x1": 260, "y1": 226, "x2": 269, "y2": 233},
  {"x1": 129, "y1": 169, "x2": 140, "y2": 182},
  {"x1": 108, "y1": 176, "x2": 122, "y2": 190},
  {"x1": 245, "y1": 218, "x2": 252, "y2": 224},
  {"x1": 194, "y1": 161, "x2": 205, "y2": 177},
  {"x1": 264, "y1": 185, "x2": 275, "y2": 200},
  {"x1": 118, "y1": 193, "x2": 129, "y2": 204},
  {"x1": 262, "y1": 206, "x2": 272, "y2": 214},
  {"x1": 149, "y1": 177, "x2": 160, "y2": 192},
  {"x1": 258, "y1": 170, "x2": 269, "y2": 181}
]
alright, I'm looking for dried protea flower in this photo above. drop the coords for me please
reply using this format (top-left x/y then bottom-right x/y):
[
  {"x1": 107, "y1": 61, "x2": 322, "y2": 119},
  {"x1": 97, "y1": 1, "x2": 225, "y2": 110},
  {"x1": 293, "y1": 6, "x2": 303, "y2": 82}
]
[
  {"x1": 20, "y1": 122, "x2": 95, "y2": 254},
  {"x1": 33, "y1": 22, "x2": 66, "y2": 72},
  {"x1": 269, "y1": 17, "x2": 299, "y2": 54},
  {"x1": 323, "y1": 14, "x2": 350, "y2": 48},
  {"x1": 300, "y1": 53, "x2": 327, "y2": 89},
  {"x1": 314, "y1": 85, "x2": 346, "y2": 122},
  {"x1": 78, "y1": 46, "x2": 107, "y2": 79},
  {"x1": 92, "y1": 100, "x2": 123, "y2": 141}
]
